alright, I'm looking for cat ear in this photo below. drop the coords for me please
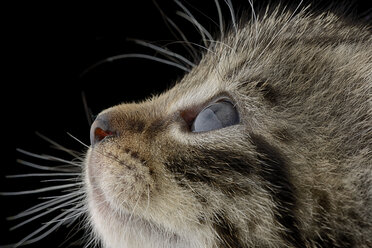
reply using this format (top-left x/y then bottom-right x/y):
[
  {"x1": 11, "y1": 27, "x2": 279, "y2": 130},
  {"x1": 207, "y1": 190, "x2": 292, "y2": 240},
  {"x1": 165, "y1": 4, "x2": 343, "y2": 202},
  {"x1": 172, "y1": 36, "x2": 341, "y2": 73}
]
[{"x1": 191, "y1": 101, "x2": 239, "y2": 132}]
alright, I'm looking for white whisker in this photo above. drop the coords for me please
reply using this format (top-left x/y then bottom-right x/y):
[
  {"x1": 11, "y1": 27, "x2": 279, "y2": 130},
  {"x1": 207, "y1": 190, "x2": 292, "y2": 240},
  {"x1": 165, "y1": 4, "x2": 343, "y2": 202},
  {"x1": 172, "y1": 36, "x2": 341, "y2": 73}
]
[
  {"x1": 41, "y1": 154, "x2": 82, "y2": 167},
  {"x1": 17, "y1": 148, "x2": 53, "y2": 161},
  {"x1": 0, "y1": 183, "x2": 83, "y2": 196},
  {"x1": 16, "y1": 159, "x2": 78, "y2": 172},
  {"x1": 174, "y1": 0, "x2": 213, "y2": 47},
  {"x1": 40, "y1": 178, "x2": 81, "y2": 183},
  {"x1": 247, "y1": 0, "x2": 259, "y2": 48},
  {"x1": 81, "y1": 91, "x2": 94, "y2": 127},
  {"x1": 214, "y1": 0, "x2": 224, "y2": 37},
  {"x1": 206, "y1": 39, "x2": 234, "y2": 51},
  {"x1": 179, "y1": 0, "x2": 220, "y2": 29},
  {"x1": 176, "y1": 11, "x2": 214, "y2": 47},
  {"x1": 65, "y1": 209, "x2": 87, "y2": 229},
  {"x1": 45, "y1": 204, "x2": 86, "y2": 225},
  {"x1": 104, "y1": 54, "x2": 190, "y2": 72},
  {"x1": 14, "y1": 209, "x2": 73, "y2": 247},
  {"x1": 39, "y1": 191, "x2": 83, "y2": 200},
  {"x1": 152, "y1": 0, "x2": 199, "y2": 61},
  {"x1": 17, "y1": 148, "x2": 82, "y2": 167},
  {"x1": 81, "y1": 53, "x2": 190, "y2": 77},
  {"x1": 224, "y1": 0, "x2": 237, "y2": 33},
  {"x1": 9, "y1": 196, "x2": 84, "y2": 231},
  {"x1": 181, "y1": 41, "x2": 216, "y2": 54},
  {"x1": 8, "y1": 192, "x2": 81, "y2": 220},
  {"x1": 158, "y1": 40, "x2": 214, "y2": 56},
  {"x1": 55, "y1": 217, "x2": 86, "y2": 248},
  {"x1": 132, "y1": 39, "x2": 196, "y2": 68},
  {"x1": 165, "y1": 16, "x2": 199, "y2": 60},
  {"x1": 35, "y1": 132, "x2": 81, "y2": 159},
  {"x1": 6, "y1": 173, "x2": 80, "y2": 178},
  {"x1": 83, "y1": 233, "x2": 98, "y2": 248},
  {"x1": 67, "y1": 132, "x2": 90, "y2": 149}
]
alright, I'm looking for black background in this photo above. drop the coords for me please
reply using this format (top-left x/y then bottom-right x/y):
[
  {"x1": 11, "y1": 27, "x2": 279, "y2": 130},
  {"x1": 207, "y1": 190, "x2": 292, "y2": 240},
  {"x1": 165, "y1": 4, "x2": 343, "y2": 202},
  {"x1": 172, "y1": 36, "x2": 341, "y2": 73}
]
[{"x1": 2, "y1": 0, "x2": 371, "y2": 247}]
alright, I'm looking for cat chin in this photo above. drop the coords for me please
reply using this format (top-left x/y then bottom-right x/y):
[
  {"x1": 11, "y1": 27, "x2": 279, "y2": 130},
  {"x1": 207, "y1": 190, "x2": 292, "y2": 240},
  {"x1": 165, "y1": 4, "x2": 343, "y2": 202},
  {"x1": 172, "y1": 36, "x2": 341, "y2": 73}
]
[
  {"x1": 84, "y1": 157, "x2": 190, "y2": 248},
  {"x1": 86, "y1": 189, "x2": 194, "y2": 248},
  {"x1": 85, "y1": 173, "x2": 210, "y2": 248}
]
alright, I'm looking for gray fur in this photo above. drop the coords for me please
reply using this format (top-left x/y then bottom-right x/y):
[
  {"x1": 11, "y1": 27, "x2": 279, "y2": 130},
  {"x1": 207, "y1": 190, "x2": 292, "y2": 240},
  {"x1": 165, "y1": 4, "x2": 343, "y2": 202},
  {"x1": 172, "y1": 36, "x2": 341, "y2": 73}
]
[
  {"x1": 84, "y1": 4, "x2": 371, "y2": 248},
  {"x1": 4, "y1": 1, "x2": 371, "y2": 248}
]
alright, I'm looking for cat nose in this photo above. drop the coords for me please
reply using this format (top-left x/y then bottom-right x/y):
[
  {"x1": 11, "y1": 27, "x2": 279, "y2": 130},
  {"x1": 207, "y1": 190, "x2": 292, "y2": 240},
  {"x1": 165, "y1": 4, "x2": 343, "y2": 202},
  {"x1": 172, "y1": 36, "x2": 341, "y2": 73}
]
[{"x1": 90, "y1": 114, "x2": 115, "y2": 146}]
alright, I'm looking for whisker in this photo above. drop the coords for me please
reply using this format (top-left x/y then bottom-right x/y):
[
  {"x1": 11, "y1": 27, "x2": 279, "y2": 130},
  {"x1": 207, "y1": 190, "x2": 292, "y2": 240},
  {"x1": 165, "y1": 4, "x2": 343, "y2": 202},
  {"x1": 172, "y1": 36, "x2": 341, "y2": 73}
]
[
  {"x1": 9, "y1": 196, "x2": 84, "y2": 231},
  {"x1": 7, "y1": 192, "x2": 82, "y2": 220},
  {"x1": 170, "y1": 40, "x2": 216, "y2": 54},
  {"x1": 83, "y1": 233, "x2": 98, "y2": 248},
  {"x1": 224, "y1": 0, "x2": 237, "y2": 33},
  {"x1": 17, "y1": 148, "x2": 53, "y2": 161},
  {"x1": 152, "y1": 0, "x2": 199, "y2": 61},
  {"x1": 35, "y1": 132, "x2": 81, "y2": 159},
  {"x1": 6, "y1": 173, "x2": 80, "y2": 178},
  {"x1": 176, "y1": 11, "x2": 213, "y2": 47},
  {"x1": 41, "y1": 154, "x2": 83, "y2": 167},
  {"x1": 0, "y1": 183, "x2": 83, "y2": 196},
  {"x1": 39, "y1": 190, "x2": 83, "y2": 200},
  {"x1": 180, "y1": 0, "x2": 220, "y2": 29},
  {"x1": 132, "y1": 42, "x2": 183, "y2": 68},
  {"x1": 247, "y1": 0, "x2": 259, "y2": 48},
  {"x1": 106, "y1": 54, "x2": 190, "y2": 72},
  {"x1": 59, "y1": 219, "x2": 87, "y2": 248},
  {"x1": 13, "y1": 208, "x2": 76, "y2": 247},
  {"x1": 80, "y1": 53, "x2": 190, "y2": 78},
  {"x1": 40, "y1": 178, "x2": 81, "y2": 183},
  {"x1": 81, "y1": 91, "x2": 94, "y2": 127},
  {"x1": 67, "y1": 132, "x2": 90, "y2": 149},
  {"x1": 206, "y1": 39, "x2": 233, "y2": 51},
  {"x1": 214, "y1": 0, "x2": 224, "y2": 37},
  {"x1": 16, "y1": 159, "x2": 79, "y2": 172},
  {"x1": 165, "y1": 16, "x2": 199, "y2": 60},
  {"x1": 174, "y1": 0, "x2": 213, "y2": 47},
  {"x1": 16, "y1": 148, "x2": 81, "y2": 166},
  {"x1": 132, "y1": 39, "x2": 196, "y2": 68},
  {"x1": 43, "y1": 204, "x2": 86, "y2": 225},
  {"x1": 153, "y1": 40, "x2": 214, "y2": 58}
]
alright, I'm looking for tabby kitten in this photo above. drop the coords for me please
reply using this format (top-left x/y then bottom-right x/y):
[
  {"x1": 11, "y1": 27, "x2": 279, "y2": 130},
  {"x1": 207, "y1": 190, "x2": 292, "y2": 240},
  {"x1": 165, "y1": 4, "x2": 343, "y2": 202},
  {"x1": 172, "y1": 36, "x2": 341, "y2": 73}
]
[{"x1": 4, "y1": 1, "x2": 372, "y2": 247}]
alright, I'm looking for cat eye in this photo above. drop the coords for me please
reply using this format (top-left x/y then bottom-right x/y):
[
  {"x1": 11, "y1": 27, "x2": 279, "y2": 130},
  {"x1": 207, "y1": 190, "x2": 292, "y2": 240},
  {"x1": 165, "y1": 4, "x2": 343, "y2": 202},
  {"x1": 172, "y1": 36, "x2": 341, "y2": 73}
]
[{"x1": 191, "y1": 100, "x2": 239, "y2": 132}]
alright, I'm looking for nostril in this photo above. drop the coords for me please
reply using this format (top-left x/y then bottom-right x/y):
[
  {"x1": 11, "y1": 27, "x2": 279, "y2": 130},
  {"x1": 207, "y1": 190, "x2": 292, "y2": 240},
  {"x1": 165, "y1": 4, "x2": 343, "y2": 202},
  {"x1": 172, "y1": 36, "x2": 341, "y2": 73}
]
[
  {"x1": 90, "y1": 116, "x2": 115, "y2": 146},
  {"x1": 94, "y1": 127, "x2": 113, "y2": 142}
]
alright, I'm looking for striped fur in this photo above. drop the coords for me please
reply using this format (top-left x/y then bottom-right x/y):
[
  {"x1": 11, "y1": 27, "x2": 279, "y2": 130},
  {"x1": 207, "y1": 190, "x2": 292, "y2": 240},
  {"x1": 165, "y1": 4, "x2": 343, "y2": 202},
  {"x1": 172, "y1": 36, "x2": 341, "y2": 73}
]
[{"x1": 83, "y1": 2, "x2": 372, "y2": 248}]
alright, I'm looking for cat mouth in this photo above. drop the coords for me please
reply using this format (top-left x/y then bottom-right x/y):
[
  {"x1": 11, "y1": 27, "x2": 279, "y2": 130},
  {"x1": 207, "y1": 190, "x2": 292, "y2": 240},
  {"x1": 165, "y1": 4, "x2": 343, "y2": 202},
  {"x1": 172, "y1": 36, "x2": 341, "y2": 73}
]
[
  {"x1": 87, "y1": 166, "x2": 120, "y2": 218},
  {"x1": 87, "y1": 172, "x2": 141, "y2": 229},
  {"x1": 86, "y1": 161, "x2": 180, "y2": 246},
  {"x1": 85, "y1": 153, "x2": 127, "y2": 221},
  {"x1": 86, "y1": 151, "x2": 145, "y2": 225}
]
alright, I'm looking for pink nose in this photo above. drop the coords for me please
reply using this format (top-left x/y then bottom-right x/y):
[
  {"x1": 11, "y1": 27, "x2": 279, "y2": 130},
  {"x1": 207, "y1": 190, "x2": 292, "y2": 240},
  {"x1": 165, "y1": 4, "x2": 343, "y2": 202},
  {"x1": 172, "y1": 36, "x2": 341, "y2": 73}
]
[{"x1": 90, "y1": 114, "x2": 115, "y2": 146}]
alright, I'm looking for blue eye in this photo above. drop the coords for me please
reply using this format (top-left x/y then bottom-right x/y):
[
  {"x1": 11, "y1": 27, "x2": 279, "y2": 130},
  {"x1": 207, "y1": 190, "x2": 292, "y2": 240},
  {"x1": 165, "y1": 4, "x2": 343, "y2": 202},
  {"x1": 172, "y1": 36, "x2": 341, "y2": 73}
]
[{"x1": 191, "y1": 101, "x2": 240, "y2": 132}]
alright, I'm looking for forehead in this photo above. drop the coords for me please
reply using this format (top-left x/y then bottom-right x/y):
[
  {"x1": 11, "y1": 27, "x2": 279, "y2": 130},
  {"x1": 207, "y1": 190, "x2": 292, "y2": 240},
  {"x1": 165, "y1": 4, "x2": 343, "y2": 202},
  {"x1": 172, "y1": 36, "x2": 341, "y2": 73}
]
[{"x1": 154, "y1": 9, "x2": 368, "y2": 115}]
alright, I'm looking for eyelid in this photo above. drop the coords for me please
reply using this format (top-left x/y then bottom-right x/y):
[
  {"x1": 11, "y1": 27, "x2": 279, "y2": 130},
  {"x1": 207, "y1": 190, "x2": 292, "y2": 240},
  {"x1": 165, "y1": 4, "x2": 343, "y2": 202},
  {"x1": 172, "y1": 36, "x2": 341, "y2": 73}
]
[
  {"x1": 179, "y1": 93, "x2": 238, "y2": 130},
  {"x1": 203, "y1": 95, "x2": 238, "y2": 112},
  {"x1": 205, "y1": 97, "x2": 239, "y2": 117},
  {"x1": 191, "y1": 100, "x2": 240, "y2": 132},
  {"x1": 211, "y1": 98, "x2": 235, "y2": 107}
]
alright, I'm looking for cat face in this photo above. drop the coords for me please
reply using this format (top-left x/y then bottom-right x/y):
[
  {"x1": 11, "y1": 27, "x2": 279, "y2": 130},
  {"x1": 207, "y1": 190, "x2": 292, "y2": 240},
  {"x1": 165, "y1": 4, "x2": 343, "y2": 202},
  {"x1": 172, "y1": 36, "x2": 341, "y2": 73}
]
[{"x1": 85, "y1": 4, "x2": 371, "y2": 248}]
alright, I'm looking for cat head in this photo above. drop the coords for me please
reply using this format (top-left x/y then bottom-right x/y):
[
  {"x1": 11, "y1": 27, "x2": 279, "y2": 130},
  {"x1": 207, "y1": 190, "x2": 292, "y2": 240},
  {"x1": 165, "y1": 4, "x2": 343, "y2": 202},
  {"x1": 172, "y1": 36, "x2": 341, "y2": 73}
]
[{"x1": 85, "y1": 4, "x2": 371, "y2": 248}]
